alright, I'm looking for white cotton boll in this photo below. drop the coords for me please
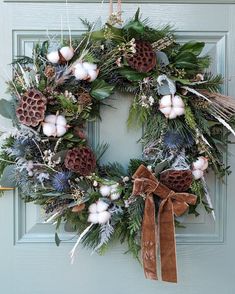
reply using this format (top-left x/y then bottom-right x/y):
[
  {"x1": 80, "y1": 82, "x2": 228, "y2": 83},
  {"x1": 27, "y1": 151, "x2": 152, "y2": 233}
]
[
  {"x1": 89, "y1": 203, "x2": 98, "y2": 214},
  {"x1": 28, "y1": 171, "x2": 34, "y2": 177},
  {"x1": 59, "y1": 46, "x2": 74, "y2": 61},
  {"x1": 44, "y1": 114, "x2": 57, "y2": 124},
  {"x1": 110, "y1": 192, "x2": 121, "y2": 201},
  {"x1": 56, "y1": 125, "x2": 67, "y2": 137},
  {"x1": 56, "y1": 115, "x2": 67, "y2": 127},
  {"x1": 99, "y1": 185, "x2": 111, "y2": 197},
  {"x1": 168, "y1": 109, "x2": 178, "y2": 119},
  {"x1": 172, "y1": 95, "x2": 184, "y2": 108},
  {"x1": 96, "y1": 200, "x2": 109, "y2": 213},
  {"x1": 160, "y1": 107, "x2": 172, "y2": 116},
  {"x1": 87, "y1": 69, "x2": 98, "y2": 82},
  {"x1": 74, "y1": 64, "x2": 88, "y2": 80},
  {"x1": 47, "y1": 51, "x2": 60, "y2": 64},
  {"x1": 173, "y1": 107, "x2": 185, "y2": 116},
  {"x1": 201, "y1": 158, "x2": 208, "y2": 171},
  {"x1": 88, "y1": 213, "x2": 99, "y2": 224},
  {"x1": 160, "y1": 95, "x2": 172, "y2": 108},
  {"x1": 98, "y1": 211, "x2": 111, "y2": 224},
  {"x1": 192, "y1": 169, "x2": 204, "y2": 180},
  {"x1": 83, "y1": 62, "x2": 97, "y2": 71},
  {"x1": 42, "y1": 123, "x2": 56, "y2": 137},
  {"x1": 193, "y1": 157, "x2": 206, "y2": 170}
]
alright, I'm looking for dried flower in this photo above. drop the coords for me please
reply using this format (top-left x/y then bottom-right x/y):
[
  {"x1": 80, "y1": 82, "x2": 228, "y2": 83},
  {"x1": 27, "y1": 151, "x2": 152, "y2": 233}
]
[{"x1": 52, "y1": 171, "x2": 71, "y2": 192}]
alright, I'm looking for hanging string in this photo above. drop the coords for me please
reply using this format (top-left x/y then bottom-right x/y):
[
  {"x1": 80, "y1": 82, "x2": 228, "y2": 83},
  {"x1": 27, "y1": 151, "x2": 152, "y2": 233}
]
[{"x1": 109, "y1": 0, "x2": 113, "y2": 16}]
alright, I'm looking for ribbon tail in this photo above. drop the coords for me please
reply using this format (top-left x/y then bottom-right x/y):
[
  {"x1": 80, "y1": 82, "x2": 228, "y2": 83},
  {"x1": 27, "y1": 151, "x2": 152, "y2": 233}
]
[
  {"x1": 159, "y1": 199, "x2": 178, "y2": 283},
  {"x1": 141, "y1": 195, "x2": 158, "y2": 280}
]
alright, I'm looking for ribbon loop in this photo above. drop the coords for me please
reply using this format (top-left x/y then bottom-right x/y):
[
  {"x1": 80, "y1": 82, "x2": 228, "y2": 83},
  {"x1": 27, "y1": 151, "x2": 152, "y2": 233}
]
[{"x1": 132, "y1": 165, "x2": 197, "y2": 283}]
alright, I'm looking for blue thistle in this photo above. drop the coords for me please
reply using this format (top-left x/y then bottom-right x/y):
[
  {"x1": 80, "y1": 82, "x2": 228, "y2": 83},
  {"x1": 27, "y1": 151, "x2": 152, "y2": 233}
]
[
  {"x1": 52, "y1": 171, "x2": 71, "y2": 192},
  {"x1": 163, "y1": 130, "x2": 194, "y2": 150}
]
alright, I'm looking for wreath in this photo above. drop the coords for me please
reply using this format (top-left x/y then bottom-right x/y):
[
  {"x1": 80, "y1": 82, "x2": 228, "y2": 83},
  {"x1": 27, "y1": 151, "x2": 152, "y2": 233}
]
[{"x1": 0, "y1": 8, "x2": 235, "y2": 283}]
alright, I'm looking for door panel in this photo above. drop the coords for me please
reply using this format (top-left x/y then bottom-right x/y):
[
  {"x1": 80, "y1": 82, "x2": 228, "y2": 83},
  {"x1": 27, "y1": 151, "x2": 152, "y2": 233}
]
[{"x1": 0, "y1": 1, "x2": 235, "y2": 294}]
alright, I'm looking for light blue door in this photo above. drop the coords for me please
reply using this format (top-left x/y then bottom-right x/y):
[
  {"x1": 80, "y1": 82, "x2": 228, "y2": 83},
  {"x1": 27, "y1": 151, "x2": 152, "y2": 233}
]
[{"x1": 0, "y1": 1, "x2": 235, "y2": 294}]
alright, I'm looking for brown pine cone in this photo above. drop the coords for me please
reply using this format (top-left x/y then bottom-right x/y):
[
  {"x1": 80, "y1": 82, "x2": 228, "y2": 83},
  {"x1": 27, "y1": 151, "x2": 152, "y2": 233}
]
[
  {"x1": 44, "y1": 65, "x2": 55, "y2": 78},
  {"x1": 64, "y1": 147, "x2": 96, "y2": 176},
  {"x1": 160, "y1": 169, "x2": 193, "y2": 192},
  {"x1": 126, "y1": 40, "x2": 157, "y2": 73},
  {"x1": 16, "y1": 89, "x2": 47, "y2": 127},
  {"x1": 78, "y1": 91, "x2": 92, "y2": 107}
]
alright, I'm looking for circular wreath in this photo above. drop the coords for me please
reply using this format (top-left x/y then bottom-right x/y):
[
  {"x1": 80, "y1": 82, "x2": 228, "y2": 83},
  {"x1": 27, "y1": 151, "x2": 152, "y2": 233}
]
[{"x1": 0, "y1": 9, "x2": 234, "y2": 282}]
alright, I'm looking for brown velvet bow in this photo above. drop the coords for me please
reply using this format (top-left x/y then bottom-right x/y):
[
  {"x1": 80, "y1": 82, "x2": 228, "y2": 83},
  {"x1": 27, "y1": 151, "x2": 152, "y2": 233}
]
[{"x1": 132, "y1": 165, "x2": 197, "y2": 283}]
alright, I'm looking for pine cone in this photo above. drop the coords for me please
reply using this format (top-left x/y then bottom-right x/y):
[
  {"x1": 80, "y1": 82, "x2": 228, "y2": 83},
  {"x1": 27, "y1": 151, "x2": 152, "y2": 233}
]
[
  {"x1": 16, "y1": 89, "x2": 47, "y2": 127},
  {"x1": 160, "y1": 169, "x2": 193, "y2": 192},
  {"x1": 64, "y1": 147, "x2": 96, "y2": 176},
  {"x1": 126, "y1": 40, "x2": 157, "y2": 73},
  {"x1": 44, "y1": 65, "x2": 55, "y2": 78},
  {"x1": 78, "y1": 91, "x2": 92, "y2": 107}
]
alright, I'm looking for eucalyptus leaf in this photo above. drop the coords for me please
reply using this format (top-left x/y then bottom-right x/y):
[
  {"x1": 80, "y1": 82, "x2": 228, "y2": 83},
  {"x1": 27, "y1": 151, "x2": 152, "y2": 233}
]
[
  {"x1": 55, "y1": 232, "x2": 61, "y2": 247},
  {"x1": 0, "y1": 165, "x2": 17, "y2": 188},
  {"x1": 156, "y1": 51, "x2": 169, "y2": 67},
  {"x1": 0, "y1": 99, "x2": 16, "y2": 120},
  {"x1": 91, "y1": 80, "x2": 114, "y2": 100}
]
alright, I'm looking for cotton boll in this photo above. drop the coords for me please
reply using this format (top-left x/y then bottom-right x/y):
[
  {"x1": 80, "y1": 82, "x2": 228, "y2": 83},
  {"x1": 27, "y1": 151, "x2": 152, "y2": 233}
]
[
  {"x1": 193, "y1": 157, "x2": 206, "y2": 170},
  {"x1": 160, "y1": 95, "x2": 172, "y2": 108},
  {"x1": 56, "y1": 125, "x2": 67, "y2": 137},
  {"x1": 42, "y1": 123, "x2": 56, "y2": 137},
  {"x1": 173, "y1": 107, "x2": 185, "y2": 116},
  {"x1": 56, "y1": 115, "x2": 67, "y2": 126},
  {"x1": 160, "y1": 107, "x2": 172, "y2": 116},
  {"x1": 99, "y1": 185, "x2": 111, "y2": 197},
  {"x1": 96, "y1": 200, "x2": 109, "y2": 213},
  {"x1": 89, "y1": 203, "x2": 97, "y2": 214},
  {"x1": 172, "y1": 95, "x2": 184, "y2": 108},
  {"x1": 47, "y1": 51, "x2": 60, "y2": 64},
  {"x1": 110, "y1": 192, "x2": 121, "y2": 201},
  {"x1": 201, "y1": 158, "x2": 208, "y2": 171},
  {"x1": 88, "y1": 213, "x2": 99, "y2": 224},
  {"x1": 168, "y1": 109, "x2": 178, "y2": 119},
  {"x1": 192, "y1": 169, "x2": 204, "y2": 180},
  {"x1": 87, "y1": 69, "x2": 98, "y2": 82},
  {"x1": 44, "y1": 114, "x2": 57, "y2": 124},
  {"x1": 74, "y1": 64, "x2": 88, "y2": 80},
  {"x1": 98, "y1": 211, "x2": 111, "y2": 224},
  {"x1": 60, "y1": 46, "x2": 74, "y2": 61},
  {"x1": 83, "y1": 62, "x2": 97, "y2": 71}
]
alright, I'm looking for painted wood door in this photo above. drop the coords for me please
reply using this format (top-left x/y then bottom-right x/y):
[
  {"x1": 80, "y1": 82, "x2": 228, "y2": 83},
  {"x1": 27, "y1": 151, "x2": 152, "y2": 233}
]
[{"x1": 0, "y1": 1, "x2": 235, "y2": 293}]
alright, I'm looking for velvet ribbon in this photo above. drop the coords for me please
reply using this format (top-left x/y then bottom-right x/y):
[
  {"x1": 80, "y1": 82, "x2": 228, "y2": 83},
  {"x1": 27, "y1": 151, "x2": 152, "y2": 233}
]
[{"x1": 132, "y1": 165, "x2": 197, "y2": 283}]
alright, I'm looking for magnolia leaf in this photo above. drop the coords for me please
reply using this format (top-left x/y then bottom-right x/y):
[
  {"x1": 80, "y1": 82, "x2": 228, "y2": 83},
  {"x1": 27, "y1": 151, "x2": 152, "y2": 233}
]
[
  {"x1": 0, "y1": 99, "x2": 16, "y2": 120},
  {"x1": 91, "y1": 80, "x2": 114, "y2": 100},
  {"x1": 174, "y1": 51, "x2": 198, "y2": 69},
  {"x1": 118, "y1": 68, "x2": 147, "y2": 81},
  {"x1": 0, "y1": 165, "x2": 17, "y2": 188},
  {"x1": 55, "y1": 232, "x2": 61, "y2": 247},
  {"x1": 179, "y1": 41, "x2": 205, "y2": 56}
]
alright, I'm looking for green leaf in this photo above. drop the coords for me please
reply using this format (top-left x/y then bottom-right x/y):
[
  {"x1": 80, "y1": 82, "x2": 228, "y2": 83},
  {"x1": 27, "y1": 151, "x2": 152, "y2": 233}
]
[
  {"x1": 174, "y1": 52, "x2": 198, "y2": 69},
  {"x1": 179, "y1": 41, "x2": 205, "y2": 56},
  {"x1": 118, "y1": 68, "x2": 147, "y2": 81},
  {"x1": 0, "y1": 165, "x2": 16, "y2": 188},
  {"x1": 55, "y1": 232, "x2": 61, "y2": 247},
  {"x1": 0, "y1": 99, "x2": 16, "y2": 120},
  {"x1": 90, "y1": 80, "x2": 114, "y2": 100},
  {"x1": 90, "y1": 30, "x2": 105, "y2": 41}
]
